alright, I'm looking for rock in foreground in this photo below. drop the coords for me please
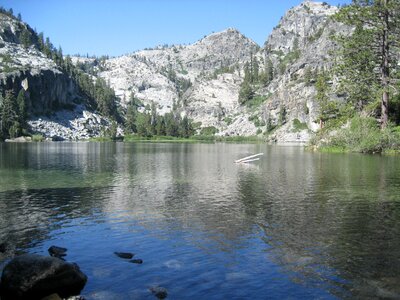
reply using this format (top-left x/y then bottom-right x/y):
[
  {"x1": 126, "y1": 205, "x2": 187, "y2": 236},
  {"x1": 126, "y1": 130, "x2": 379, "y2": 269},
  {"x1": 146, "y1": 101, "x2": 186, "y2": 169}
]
[
  {"x1": 149, "y1": 286, "x2": 168, "y2": 299},
  {"x1": 0, "y1": 254, "x2": 87, "y2": 300}
]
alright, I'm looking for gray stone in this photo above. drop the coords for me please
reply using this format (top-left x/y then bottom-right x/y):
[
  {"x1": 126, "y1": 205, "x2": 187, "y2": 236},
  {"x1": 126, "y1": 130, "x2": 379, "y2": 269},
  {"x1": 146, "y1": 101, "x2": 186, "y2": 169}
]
[
  {"x1": 129, "y1": 259, "x2": 143, "y2": 264},
  {"x1": 149, "y1": 286, "x2": 168, "y2": 299},
  {"x1": 48, "y1": 246, "x2": 67, "y2": 258},
  {"x1": 114, "y1": 252, "x2": 134, "y2": 259},
  {"x1": 0, "y1": 254, "x2": 87, "y2": 300}
]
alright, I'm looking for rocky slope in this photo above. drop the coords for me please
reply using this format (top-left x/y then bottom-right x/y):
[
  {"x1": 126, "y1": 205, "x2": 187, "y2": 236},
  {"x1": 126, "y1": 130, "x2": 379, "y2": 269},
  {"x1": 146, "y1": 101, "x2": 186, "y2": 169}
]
[
  {"x1": 2, "y1": 1, "x2": 349, "y2": 142},
  {"x1": 258, "y1": 1, "x2": 348, "y2": 142},
  {"x1": 0, "y1": 12, "x2": 113, "y2": 140},
  {"x1": 95, "y1": 1, "x2": 347, "y2": 141},
  {"x1": 0, "y1": 13, "x2": 77, "y2": 114},
  {"x1": 95, "y1": 28, "x2": 259, "y2": 116}
]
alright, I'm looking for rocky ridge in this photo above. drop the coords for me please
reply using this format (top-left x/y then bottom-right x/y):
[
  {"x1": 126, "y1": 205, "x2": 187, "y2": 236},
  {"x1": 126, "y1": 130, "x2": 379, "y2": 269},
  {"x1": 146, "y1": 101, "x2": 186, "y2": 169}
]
[
  {"x1": 1, "y1": 2, "x2": 349, "y2": 142},
  {"x1": 94, "y1": 1, "x2": 347, "y2": 141},
  {"x1": 258, "y1": 1, "x2": 349, "y2": 141},
  {"x1": 0, "y1": 12, "x2": 114, "y2": 140}
]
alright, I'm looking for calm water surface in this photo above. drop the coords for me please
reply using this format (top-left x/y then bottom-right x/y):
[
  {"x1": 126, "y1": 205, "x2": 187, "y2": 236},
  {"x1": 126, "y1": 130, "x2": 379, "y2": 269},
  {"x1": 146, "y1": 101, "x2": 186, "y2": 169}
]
[{"x1": 0, "y1": 142, "x2": 400, "y2": 299}]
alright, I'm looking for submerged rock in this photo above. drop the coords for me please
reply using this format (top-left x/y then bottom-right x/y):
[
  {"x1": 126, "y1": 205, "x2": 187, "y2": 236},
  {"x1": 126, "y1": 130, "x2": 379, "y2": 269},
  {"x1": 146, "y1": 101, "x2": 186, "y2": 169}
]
[
  {"x1": 0, "y1": 254, "x2": 87, "y2": 300},
  {"x1": 129, "y1": 259, "x2": 143, "y2": 264},
  {"x1": 48, "y1": 246, "x2": 67, "y2": 258},
  {"x1": 0, "y1": 242, "x2": 7, "y2": 253},
  {"x1": 149, "y1": 286, "x2": 168, "y2": 299},
  {"x1": 114, "y1": 252, "x2": 134, "y2": 259}
]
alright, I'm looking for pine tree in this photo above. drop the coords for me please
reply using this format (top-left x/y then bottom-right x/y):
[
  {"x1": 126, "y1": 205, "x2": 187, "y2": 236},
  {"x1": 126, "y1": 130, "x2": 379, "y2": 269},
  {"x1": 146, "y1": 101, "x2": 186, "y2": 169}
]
[
  {"x1": 179, "y1": 116, "x2": 194, "y2": 138},
  {"x1": 238, "y1": 82, "x2": 254, "y2": 105},
  {"x1": 0, "y1": 90, "x2": 20, "y2": 138},
  {"x1": 334, "y1": 0, "x2": 400, "y2": 128},
  {"x1": 155, "y1": 115, "x2": 166, "y2": 136},
  {"x1": 20, "y1": 27, "x2": 31, "y2": 49},
  {"x1": 164, "y1": 112, "x2": 178, "y2": 137},
  {"x1": 125, "y1": 100, "x2": 137, "y2": 133},
  {"x1": 135, "y1": 113, "x2": 152, "y2": 137},
  {"x1": 252, "y1": 58, "x2": 259, "y2": 83},
  {"x1": 316, "y1": 72, "x2": 338, "y2": 127},
  {"x1": 17, "y1": 89, "x2": 27, "y2": 128}
]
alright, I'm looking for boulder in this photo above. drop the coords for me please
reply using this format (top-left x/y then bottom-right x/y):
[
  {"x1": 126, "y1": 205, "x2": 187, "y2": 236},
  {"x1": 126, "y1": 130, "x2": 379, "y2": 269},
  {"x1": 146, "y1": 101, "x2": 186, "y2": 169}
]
[
  {"x1": 0, "y1": 242, "x2": 7, "y2": 253},
  {"x1": 48, "y1": 246, "x2": 67, "y2": 258},
  {"x1": 149, "y1": 286, "x2": 168, "y2": 299},
  {"x1": 114, "y1": 252, "x2": 134, "y2": 259},
  {"x1": 0, "y1": 254, "x2": 87, "y2": 300},
  {"x1": 129, "y1": 259, "x2": 143, "y2": 264}
]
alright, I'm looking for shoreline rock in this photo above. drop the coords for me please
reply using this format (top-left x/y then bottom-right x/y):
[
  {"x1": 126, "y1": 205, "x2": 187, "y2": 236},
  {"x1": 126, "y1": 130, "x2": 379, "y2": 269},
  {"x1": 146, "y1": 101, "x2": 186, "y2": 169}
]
[{"x1": 0, "y1": 254, "x2": 87, "y2": 300}]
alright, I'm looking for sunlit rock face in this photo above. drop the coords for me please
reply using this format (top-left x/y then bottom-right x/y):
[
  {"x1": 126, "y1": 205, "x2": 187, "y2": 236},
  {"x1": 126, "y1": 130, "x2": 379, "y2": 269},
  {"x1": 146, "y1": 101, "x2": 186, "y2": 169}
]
[{"x1": 1, "y1": 2, "x2": 351, "y2": 141}]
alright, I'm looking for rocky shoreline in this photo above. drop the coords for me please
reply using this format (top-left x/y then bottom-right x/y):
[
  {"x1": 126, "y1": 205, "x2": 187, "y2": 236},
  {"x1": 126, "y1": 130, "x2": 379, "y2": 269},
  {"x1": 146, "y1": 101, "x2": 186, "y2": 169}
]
[
  {"x1": 26, "y1": 105, "x2": 113, "y2": 141},
  {"x1": 0, "y1": 245, "x2": 167, "y2": 300}
]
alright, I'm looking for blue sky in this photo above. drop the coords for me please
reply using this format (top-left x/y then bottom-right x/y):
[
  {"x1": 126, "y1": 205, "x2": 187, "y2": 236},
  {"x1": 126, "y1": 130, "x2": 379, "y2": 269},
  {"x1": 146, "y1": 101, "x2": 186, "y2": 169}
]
[{"x1": 2, "y1": 0, "x2": 350, "y2": 57}]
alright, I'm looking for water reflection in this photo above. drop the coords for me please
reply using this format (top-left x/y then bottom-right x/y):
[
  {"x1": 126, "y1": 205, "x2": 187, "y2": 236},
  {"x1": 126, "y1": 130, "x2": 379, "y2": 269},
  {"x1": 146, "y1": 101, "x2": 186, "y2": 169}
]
[{"x1": 0, "y1": 142, "x2": 399, "y2": 299}]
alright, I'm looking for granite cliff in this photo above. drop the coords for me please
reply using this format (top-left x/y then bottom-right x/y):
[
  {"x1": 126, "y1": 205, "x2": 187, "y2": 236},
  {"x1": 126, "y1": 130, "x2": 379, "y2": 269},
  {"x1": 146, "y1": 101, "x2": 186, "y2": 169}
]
[
  {"x1": 0, "y1": 11, "x2": 114, "y2": 140},
  {"x1": 1, "y1": 1, "x2": 349, "y2": 142}
]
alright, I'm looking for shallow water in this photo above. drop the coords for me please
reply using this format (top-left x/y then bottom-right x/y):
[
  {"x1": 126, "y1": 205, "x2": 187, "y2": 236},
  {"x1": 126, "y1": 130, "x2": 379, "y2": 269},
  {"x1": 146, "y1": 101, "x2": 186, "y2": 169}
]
[{"x1": 0, "y1": 142, "x2": 399, "y2": 299}]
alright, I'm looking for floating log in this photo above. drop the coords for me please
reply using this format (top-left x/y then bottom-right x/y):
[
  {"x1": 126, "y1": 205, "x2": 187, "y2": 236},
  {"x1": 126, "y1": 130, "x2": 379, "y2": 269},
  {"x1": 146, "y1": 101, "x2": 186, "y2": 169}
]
[
  {"x1": 235, "y1": 153, "x2": 263, "y2": 163},
  {"x1": 239, "y1": 158, "x2": 260, "y2": 163}
]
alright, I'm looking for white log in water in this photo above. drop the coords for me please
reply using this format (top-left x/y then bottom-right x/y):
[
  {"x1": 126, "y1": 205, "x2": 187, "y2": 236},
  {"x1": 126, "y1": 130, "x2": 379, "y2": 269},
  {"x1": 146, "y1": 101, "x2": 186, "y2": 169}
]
[{"x1": 235, "y1": 153, "x2": 263, "y2": 163}]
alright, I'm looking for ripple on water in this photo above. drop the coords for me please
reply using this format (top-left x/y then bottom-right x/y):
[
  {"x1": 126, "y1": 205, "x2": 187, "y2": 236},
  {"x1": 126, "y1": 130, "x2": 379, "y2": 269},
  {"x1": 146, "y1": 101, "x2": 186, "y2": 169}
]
[{"x1": 0, "y1": 143, "x2": 400, "y2": 299}]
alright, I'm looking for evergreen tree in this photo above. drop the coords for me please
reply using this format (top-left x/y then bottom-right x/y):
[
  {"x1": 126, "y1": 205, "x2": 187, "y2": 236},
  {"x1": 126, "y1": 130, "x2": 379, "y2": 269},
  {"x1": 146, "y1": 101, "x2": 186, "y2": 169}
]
[
  {"x1": 150, "y1": 102, "x2": 157, "y2": 135},
  {"x1": 135, "y1": 113, "x2": 152, "y2": 137},
  {"x1": 0, "y1": 91, "x2": 20, "y2": 138},
  {"x1": 164, "y1": 112, "x2": 178, "y2": 136},
  {"x1": 252, "y1": 58, "x2": 259, "y2": 83},
  {"x1": 17, "y1": 89, "x2": 27, "y2": 129},
  {"x1": 334, "y1": 0, "x2": 400, "y2": 127},
  {"x1": 155, "y1": 115, "x2": 166, "y2": 136},
  {"x1": 179, "y1": 116, "x2": 194, "y2": 138},
  {"x1": 334, "y1": 25, "x2": 379, "y2": 110},
  {"x1": 316, "y1": 72, "x2": 338, "y2": 127},
  {"x1": 260, "y1": 57, "x2": 274, "y2": 86},
  {"x1": 125, "y1": 100, "x2": 137, "y2": 133},
  {"x1": 238, "y1": 81, "x2": 254, "y2": 105},
  {"x1": 20, "y1": 27, "x2": 31, "y2": 48}
]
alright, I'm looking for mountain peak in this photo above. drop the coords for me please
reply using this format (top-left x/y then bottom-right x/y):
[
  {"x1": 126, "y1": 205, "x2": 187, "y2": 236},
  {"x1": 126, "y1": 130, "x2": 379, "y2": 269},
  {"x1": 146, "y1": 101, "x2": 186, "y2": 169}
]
[{"x1": 295, "y1": 1, "x2": 338, "y2": 15}]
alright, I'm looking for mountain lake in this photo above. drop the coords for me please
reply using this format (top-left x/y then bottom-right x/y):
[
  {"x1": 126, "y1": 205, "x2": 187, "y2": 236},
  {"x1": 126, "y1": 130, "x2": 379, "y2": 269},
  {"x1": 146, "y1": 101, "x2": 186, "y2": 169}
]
[{"x1": 0, "y1": 142, "x2": 399, "y2": 299}]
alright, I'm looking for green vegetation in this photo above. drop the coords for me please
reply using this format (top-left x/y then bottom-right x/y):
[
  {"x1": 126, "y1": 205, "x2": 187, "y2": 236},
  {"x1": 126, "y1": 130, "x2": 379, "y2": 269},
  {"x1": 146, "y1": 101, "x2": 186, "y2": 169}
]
[
  {"x1": 312, "y1": 1, "x2": 400, "y2": 153},
  {"x1": 0, "y1": 89, "x2": 28, "y2": 140},
  {"x1": 200, "y1": 126, "x2": 219, "y2": 136},
  {"x1": 238, "y1": 52, "x2": 274, "y2": 105},
  {"x1": 123, "y1": 94, "x2": 194, "y2": 139},
  {"x1": 0, "y1": 7, "x2": 120, "y2": 122},
  {"x1": 292, "y1": 119, "x2": 308, "y2": 132},
  {"x1": 31, "y1": 134, "x2": 45, "y2": 142},
  {"x1": 160, "y1": 66, "x2": 192, "y2": 98},
  {"x1": 333, "y1": 0, "x2": 400, "y2": 128},
  {"x1": 123, "y1": 134, "x2": 262, "y2": 143},
  {"x1": 315, "y1": 116, "x2": 400, "y2": 154}
]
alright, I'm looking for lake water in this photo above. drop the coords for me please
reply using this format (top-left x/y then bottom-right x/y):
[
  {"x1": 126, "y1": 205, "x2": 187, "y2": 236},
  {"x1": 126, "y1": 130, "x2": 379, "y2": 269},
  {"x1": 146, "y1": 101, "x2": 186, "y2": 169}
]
[{"x1": 0, "y1": 142, "x2": 400, "y2": 299}]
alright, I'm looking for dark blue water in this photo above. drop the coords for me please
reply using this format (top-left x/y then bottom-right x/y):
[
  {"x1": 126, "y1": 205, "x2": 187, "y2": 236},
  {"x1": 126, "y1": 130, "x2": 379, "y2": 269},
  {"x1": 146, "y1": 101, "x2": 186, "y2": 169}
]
[{"x1": 0, "y1": 142, "x2": 400, "y2": 299}]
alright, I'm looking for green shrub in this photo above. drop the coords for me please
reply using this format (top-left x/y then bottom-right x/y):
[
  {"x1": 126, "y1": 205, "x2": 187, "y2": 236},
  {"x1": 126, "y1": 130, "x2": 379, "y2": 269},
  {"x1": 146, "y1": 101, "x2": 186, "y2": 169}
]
[
  {"x1": 32, "y1": 134, "x2": 44, "y2": 142},
  {"x1": 292, "y1": 119, "x2": 308, "y2": 132},
  {"x1": 200, "y1": 126, "x2": 219, "y2": 136},
  {"x1": 323, "y1": 116, "x2": 400, "y2": 153},
  {"x1": 224, "y1": 117, "x2": 233, "y2": 125}
]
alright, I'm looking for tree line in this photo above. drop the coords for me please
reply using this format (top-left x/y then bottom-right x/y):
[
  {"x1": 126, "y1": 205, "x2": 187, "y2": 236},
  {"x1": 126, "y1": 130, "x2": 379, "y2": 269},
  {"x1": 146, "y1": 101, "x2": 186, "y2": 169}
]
[
  {"x1": 0, "y1": 89, "x2": 27, "y2": 140},
  {"x1": 124, "y1": 93, "x2": 194, "y2": 138},
  {"x1": 239, "y1": 53, "x2": 274, "y2": 105}
]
